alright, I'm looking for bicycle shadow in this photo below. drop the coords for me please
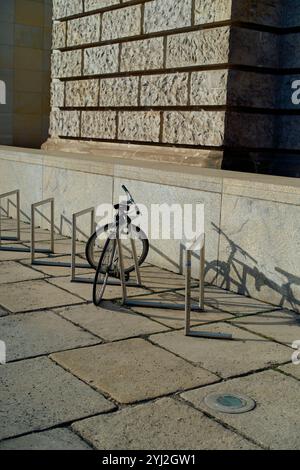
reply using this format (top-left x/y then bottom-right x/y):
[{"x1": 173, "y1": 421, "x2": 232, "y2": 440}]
[{"x1": 205, "y1": 223, "x2": 300, "y2": 313}]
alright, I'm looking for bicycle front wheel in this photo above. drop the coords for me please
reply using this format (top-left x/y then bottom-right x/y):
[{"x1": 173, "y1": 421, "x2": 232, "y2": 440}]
[{"x1": 93, "y1": 237, "x2": 117, "y2": 306}]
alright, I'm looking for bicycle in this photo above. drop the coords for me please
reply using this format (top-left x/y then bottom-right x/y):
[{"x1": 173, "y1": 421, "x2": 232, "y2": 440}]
[{"x1": 93, "y1": 185, "x2": 149, "y2": 306}]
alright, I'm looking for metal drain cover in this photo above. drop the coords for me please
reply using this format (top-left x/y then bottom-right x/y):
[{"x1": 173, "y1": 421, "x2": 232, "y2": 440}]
[{"x1": 204, "y1": 392, "x2": 256, "y2": 414}]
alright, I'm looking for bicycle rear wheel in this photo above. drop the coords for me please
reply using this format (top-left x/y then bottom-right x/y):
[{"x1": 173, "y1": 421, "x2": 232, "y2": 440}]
[
  {"x1": 93, "y1": 237, "x2": 117, "y2": 306},
  {"x1": 86, "y1": 224, "x2": 149, "y2": 273}
]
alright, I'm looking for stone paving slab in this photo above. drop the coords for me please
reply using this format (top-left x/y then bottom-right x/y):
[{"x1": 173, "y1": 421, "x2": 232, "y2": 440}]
[
  {"x1": 230, "y1": 310, "x2": 300, "y2": 346},
  {"x1": 51, "y1": 339, "x2": 218, "y2": 404},
  {"x1": 56, "y1": 302, "x2": 169, "y2": 342},
  {"x1": 139, "y1": 265, "x2": 187, "y2": 291},
  {"x1": 0, "y1": 428, "x2": 92, "y2": 450},
  {"x1": 48, "y1": 276, "x2": 151, "y2": 302},
  {"x1": 179, "y1": 285, "x2": 277, "y2": 315},
  {"x1": 0, "y1": 310, "x2": 100, "y2": 362},
  {"x1": 0, "y1": 279, "x2": 83, "y2": 313},
  {"x1": 0, "y1": 260, "x2": 45, "y2": 284},
  {"x1": 72, "y1": 397, "x2": 258, "y2": 450},
  {"x1": 21, "y1": 255, "x2": 92, "y2": 277},
  {"x1": 181, "y1": 370, "x2": 300, "y2": 450},
  {"x1": 131, "y1": 304, "x2": 232, "y2": 329},
  {"x1": 0, "y1": 305, "x2": 9, "y2": 316},
  {"x1": 0, "y1": 356, "x2": 115, "y2": 441},
  {"x1": 278, "y1": 363, "x2": 300, "y2": 380},
  {"x1": 150, "y1": 322, "x2": 291, "y2": 378},
  {"x1": 0, "y1": 246, "x2": 41, "y2": 261}
]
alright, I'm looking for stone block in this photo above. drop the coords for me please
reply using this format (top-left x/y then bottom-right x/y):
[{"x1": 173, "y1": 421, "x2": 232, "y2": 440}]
[
  {"x1": 73, "y1": 397, "x2": 257, "y2": 450},
  {"x1": 225, "y1": 112, "x2": 275, "y2": 148},
  {"x1": 100, "y1": 76, "x2": 139, "y2": 107},
  {"x1": 65, "y1": 79, "x2": 99, "y2": 107},
  {"x1": 51, "y1": 50, "x2": 82, "y2": 79},
  {"x1": 118, "y1": 111, "x2": 161, "y2": 142},
  {"x1": 53, "y1": 109, "x2": 80, "y2": 137},
  {"x1": 144, "y1": 0, "x2": 192, "y2": 34},
  {"x1": 230, "y1": 28, "x2": 279, "y2": 68},
  {"x1": 181, "y1": 370, "x2": 300, "y2": 449},
  {"x1": 51, "y1": 338, "x2": 218, "y2": 403},
  {"x1": 67, "y1": 14, "x2": 100, "y2": 47},
  {"x1": 191, "y1": 70, "x2": 228, "y2": 106},
  {"x1": 53, "y1": 0, "x2": 83, "y2": 19},
  {"x1": 0, "y1": 356, "x2": 114, "y2": 441},
  {"x1": 166, "y1": 27, "x2": 230, "y2": 69},
  {"x1": 84, "y1": 44, "x2": 119, "y2": 75},
  {"x1": 81, "y1": 110, "x2": 117, "y2": 139},
  {"x1": 85, "y1": 0, "x2": 119, "y2": 12},
  {"x1": 52, "y1": 21, "x2": 66, "y2": 49},
  {"x1": 50, "y1": 80, "x2": 64, "y2": 107},
  {"x1": 218, "y1": 193, "x2": 300, "y2": 311},
  {"x1": 278, "y1": 116, "x2": 300, "y2": 150},
  {"x1": 163, "y1": 111, "x2": 225, "y2": 146},
  {"x1": 101, "y1": 5, "x2": 141, "y2": 41},
  {"x1": 141, "y1": 73, "x2": 188, "y2": 106},
  {"x1": 121, "y1": 37, "x2": 164, "y2": 72}
]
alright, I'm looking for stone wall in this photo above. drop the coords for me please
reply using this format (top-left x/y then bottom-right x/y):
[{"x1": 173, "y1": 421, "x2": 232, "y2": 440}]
[
  {"x1": 1, "y1": 145, "x2": 300, "y2": 312},
  {"x1": 47, "y1": 0, "x2": 300, "y2": 176},
  {"x1": 0, "y1": 0, "x2": 52, "y2": 147}
]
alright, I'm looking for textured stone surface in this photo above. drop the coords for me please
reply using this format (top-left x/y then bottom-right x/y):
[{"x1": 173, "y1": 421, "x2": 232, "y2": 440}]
[
  {"x1": 73, "y1": 397, "x2": 257, "y2": 450},
  {"x1": 141, "y1": 73, "x2": 188, "y2": 107},
  {"x1": 227, "y1": 71, "x2": 278, "y2": 108},
  {"x1": 52, "y1": 21, "x2": 66, "y2": 49},
  {"x1": 52, "y1": 50, "x2": 82, "y2": 78},
  {"x1": 67, "y1": 15, "x2": 100, "y2": 47},
  {"x1": 121, "y1": 37, "x2": 164, "y2": 72},
  {"x1": 151, "y1": 323, "x2": 291, "y2": 378},
  {"x1": 50, "y1": 80, "x2": 64, "y2": 107},
  {"x1": 279, "y1": 363, "x2": 300, "y2": 380},
  {"x1": 0, "y1": 428, "x2": 92, "y2": 450},
  {"x1": 163, "y1": 111, "x2": 225, "y2": 146},
  {"x1": 231, "y1": 310, "x2": 300, "y2": 346},
  {"x1": 65, "y1": 79, "x2": 99, "y2": 107},
  {"x1": 0, "y1": 279, "x2": 82, "y2": 313},
  {"x1": 100, "y1": 76, "x2": 139, "y2": 107},
  {"x1": 85, "y1": 0, "x2": 119, "y2": 13},
  {"x1": 84, "y1": 44, "x2": 119, "y2": 75},
  {"x1": 166, "y1": 27, "x2": 230, "y2": 69},
  {"x1": 0, "y1": 357, "x2": 114, "y2": 441},
  {"x1": 56, "y1": 302, "x2": 168, "y2": 341},
  {"x1": 278, "y1": 116, "x2": 300, "y2": 150},
  {"x1": 51, "y1": 339, "x2": 218, "y2": 403},
  {"x1": 0, "y1": 261, "x2": 44, "y2": 284},
  {"x1": 53, "y1": 0, "x2": 83, "y2": 19},
  {"x1": 102, "y1": 5, "x2": 141, "y2": 41},
  {"x1": 194, "y1": 0, "x2": 232, "y2": 24},
  {"x1": 225, "y1": 112, "x2": 275, "y2": 148},
  {"x1": 52, "y1": 110, "x2": 81, "y2": 137},
  {"x1": 144, "y1": 0, "x2": 192, "y2": 34},
  {"x1": 230, "y1": 28, "x2": 278, "y2": 68},
  {"x1": 191, "y1": 70, "x2": 228, "y2": 106},
  {"x1": 0, "y1": 310, "x2": 99, "y2": 361},
  {"x1": 181, "y1": 370, "x2": 300, "y2": 450},
  {"x1": 118, "y1": 111, "x2": 161, "y2": 142},
  {"x1": 218, "y1": 194, "x2": 300, "y2": 312},
  {"x1": 81, "y1": 111, "x2": 117, "y2": 139}
]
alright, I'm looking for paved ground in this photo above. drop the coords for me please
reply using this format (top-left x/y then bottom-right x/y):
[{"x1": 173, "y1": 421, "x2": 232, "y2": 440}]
[{"x1": 0, "y1": 219, "x2": 300, "y2": 450}]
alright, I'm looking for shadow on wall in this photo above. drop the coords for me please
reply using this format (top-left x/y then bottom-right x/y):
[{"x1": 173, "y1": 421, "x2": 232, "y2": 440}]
[{"x1": 205, "y1": 224, "x2": 300, "y2": 313}]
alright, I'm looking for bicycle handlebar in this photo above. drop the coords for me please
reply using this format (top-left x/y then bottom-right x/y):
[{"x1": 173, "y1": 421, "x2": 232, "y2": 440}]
[{"x1": 122, "y1": 185, "x2": 140, "y2": 215}]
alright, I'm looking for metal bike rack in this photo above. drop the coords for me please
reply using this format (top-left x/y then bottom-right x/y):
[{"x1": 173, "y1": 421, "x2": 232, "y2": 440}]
[
  {"x1": 31, "y1": 198, "x2": 55, "y2": 264},
  {"x1": 72, "y1": 207, "x2": 143, "y2": 287},
  {"x1": 0, "y1": 190, "x2": 21, "y2": 246},
  {"x1": 71, "y1": 207, "x2": 97, "y2": 282},
  {"x1": 118, "y1": 234, "x2": 232, "y2": 340}
]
